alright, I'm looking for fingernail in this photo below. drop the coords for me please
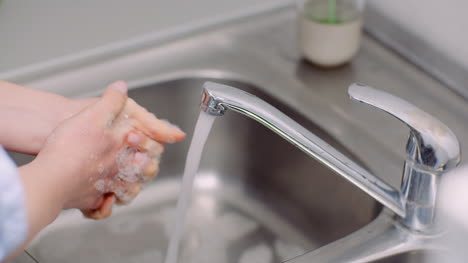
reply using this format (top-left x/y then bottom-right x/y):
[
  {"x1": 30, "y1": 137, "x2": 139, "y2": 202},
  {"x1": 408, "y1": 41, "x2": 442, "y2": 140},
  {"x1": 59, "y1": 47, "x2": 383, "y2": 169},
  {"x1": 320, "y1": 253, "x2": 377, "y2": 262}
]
[
  {"x1": 127, "y1": 132, "x2": 140, "y2": 145},
  {"x1": 110, "y1": 80, "x2": 128, "y2": 94}
]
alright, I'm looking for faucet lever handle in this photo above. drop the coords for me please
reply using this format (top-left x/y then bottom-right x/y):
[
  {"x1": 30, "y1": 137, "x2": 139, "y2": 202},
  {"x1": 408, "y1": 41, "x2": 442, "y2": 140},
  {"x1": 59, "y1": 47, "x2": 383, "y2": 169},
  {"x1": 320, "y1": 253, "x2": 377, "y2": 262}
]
[{"x1": 348, "y1": 83, "x2": 460, "y2": 171}]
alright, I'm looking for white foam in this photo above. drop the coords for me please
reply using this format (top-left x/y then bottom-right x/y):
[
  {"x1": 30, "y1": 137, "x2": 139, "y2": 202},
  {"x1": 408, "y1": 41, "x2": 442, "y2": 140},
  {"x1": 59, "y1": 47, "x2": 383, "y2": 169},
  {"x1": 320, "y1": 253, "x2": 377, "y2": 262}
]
[
  {"x1": 116, "y1": 147, "x2": 143, "y2": 183},
  {"x1": 94, "y1": 179, "x2": 106, "y2": 193},
  {"x1": 97, "y1": 163, "x2": 105, "y2": 174},
  {"x1": 93, "y1": 144, "x2": 159, "y2": 200},
  {"x1": 113, "y1": 186, "x2": 134, "y2": 203}
]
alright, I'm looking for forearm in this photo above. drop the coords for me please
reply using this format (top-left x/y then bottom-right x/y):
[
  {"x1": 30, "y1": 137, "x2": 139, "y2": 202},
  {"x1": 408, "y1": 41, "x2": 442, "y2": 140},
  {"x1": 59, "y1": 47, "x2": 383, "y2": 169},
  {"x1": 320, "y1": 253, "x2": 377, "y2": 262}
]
[
  {"x1": 0, "y1": 107, "x2": 61, "y2": 154},
  {"x1": 0, "y1": 81, "x2": 70, "y2": 153},
  {"x1": 3, "y1": 162, "x2": 66, "y2": 262},
  {"x1": 19, "y1": 162, "x2": 65, "y2": 241},
  {"x1": 0, "y1": 81, "x2": 95, "y2": 154}
]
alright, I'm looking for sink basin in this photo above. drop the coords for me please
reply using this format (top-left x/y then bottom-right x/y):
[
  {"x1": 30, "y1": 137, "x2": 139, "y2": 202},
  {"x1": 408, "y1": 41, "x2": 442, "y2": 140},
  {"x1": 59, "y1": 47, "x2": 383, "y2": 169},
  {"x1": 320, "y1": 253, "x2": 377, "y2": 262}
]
[{"x1": 16, "y1": 78, "x2": 381, "y2": 262}]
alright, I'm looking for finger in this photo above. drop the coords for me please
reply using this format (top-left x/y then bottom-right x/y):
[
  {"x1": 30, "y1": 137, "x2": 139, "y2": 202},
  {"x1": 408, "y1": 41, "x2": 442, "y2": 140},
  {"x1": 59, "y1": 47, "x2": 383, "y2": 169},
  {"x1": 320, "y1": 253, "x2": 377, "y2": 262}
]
[
  {"x1": 132, "y1": 151, "x2": 160, "y2": 182},
  {"x1": 88, "y1": 81, "x2": 128, "y2": 120},
  {"x1": 115, "y1": 147, "x2": 146, "y2": 183},
  {"x1": 80, "y1": 195, "x2": 105, "y2": 218},
  {"x1": 98, "y1": 194, "x2": 116, "y2": 218},
  {"x1": 125, "y1": 99, "x2": 186, "y2": 143},
  {"x1": 80, "y1": 194, "x2": 116, "y2": 220},
  {"x1": 141, "y1": 158, "x2": 159, "y2": 182},
  {"x1": 126, "y1": 130, "x2": 164, "y2": 157},
  {"x1": 111, "y1": 179, "x2": 142, "y2": 205},
  {"x1": 90, "y1": 194, "x2": 105, "y2": 210}
]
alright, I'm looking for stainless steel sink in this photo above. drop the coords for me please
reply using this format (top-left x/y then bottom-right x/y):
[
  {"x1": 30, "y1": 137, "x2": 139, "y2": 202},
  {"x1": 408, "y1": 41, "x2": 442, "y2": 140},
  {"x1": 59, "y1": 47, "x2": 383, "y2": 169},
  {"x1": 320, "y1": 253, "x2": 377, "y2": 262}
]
[
  {"x1": 11, "y1": 6, "x2": 468, "y2": 263},
  {"x1": 20, "y1": 78, "x2": 379, "y2": 262}
]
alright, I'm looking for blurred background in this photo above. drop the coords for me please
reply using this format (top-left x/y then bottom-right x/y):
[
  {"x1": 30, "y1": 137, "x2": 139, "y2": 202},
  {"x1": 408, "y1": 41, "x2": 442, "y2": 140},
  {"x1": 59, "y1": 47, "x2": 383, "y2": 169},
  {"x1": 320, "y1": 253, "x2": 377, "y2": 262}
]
[{"x1": 0, "y1": 0, "x2": 467, "y2": 97}]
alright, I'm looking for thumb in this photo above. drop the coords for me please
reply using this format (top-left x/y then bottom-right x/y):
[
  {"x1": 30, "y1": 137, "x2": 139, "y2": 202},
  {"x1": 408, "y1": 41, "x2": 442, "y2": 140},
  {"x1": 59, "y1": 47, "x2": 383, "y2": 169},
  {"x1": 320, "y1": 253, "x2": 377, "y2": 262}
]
[{"x1": 90, "y1": 81, "x2": 128, "y2": 118}]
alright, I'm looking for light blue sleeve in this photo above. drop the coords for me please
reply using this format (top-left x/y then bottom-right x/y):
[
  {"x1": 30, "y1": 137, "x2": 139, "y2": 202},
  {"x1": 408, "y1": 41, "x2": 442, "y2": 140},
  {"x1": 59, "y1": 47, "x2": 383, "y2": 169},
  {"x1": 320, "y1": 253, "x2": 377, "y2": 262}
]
[{"x1": 0, "y1": 146, "x2": 28, "y2": 261}]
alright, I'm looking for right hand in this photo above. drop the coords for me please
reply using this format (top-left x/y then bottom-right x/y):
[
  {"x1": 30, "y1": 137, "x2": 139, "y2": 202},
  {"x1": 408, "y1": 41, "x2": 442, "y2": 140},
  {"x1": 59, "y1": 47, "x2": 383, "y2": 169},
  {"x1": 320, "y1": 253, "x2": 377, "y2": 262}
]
[{"x1": 31, "y1": 81, "x2": 185, "y2": 219}]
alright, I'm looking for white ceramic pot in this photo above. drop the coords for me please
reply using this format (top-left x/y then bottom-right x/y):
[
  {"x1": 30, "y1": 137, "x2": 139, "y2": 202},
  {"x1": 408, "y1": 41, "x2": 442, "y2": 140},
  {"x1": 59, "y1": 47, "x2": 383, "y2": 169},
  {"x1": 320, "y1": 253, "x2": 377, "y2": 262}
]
[{"x1": 297, "y1": 0, "x2": 364, "y2": 67}]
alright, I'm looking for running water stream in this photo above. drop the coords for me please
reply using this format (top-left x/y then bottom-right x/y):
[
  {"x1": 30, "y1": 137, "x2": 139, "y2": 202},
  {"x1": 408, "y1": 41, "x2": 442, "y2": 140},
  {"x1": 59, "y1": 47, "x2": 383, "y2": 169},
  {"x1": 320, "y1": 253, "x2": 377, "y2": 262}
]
[{"x1": 164, "y1": 111, "x2": 217, "y2": 263}]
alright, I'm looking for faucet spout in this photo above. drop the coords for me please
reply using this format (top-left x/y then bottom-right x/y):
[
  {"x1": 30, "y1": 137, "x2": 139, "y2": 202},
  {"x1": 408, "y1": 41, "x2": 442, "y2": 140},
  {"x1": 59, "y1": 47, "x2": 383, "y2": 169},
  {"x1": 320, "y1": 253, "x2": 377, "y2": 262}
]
[{"x1": 201, "y1": 82, "x2": 406, "y2": 217}]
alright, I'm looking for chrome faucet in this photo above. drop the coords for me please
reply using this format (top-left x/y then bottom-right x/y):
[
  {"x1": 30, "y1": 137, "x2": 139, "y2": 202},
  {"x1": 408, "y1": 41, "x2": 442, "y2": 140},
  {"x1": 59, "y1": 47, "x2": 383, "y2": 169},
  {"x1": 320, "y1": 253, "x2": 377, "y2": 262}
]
[{"x1": 200, "y1": 81, "x2": 461, "y2": 262}]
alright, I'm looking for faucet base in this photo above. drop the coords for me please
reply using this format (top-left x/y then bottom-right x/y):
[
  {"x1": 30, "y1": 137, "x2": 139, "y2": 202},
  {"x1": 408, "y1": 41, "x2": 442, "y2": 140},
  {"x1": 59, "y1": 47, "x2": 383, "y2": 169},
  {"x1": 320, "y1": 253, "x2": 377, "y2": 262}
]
[{"x1": 286, "y1": 209, "x2": 440, "y2": 263}]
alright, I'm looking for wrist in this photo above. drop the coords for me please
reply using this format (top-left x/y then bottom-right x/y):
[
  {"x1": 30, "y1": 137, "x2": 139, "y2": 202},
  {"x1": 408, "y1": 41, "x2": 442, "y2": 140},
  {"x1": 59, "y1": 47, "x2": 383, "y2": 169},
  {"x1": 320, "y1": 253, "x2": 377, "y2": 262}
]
[
  {"x1": 19, "y1": 161, "x2": 67, "y2": 235},
  {"x1": 50, "y1": 97, "x2": 97, "y2": 127},
  {"x1": 53, "y1": 97, "x2": 79, "y2": 123},
  {"x1": 66, "y1": 97, "x2": 98, "y2": 118}
]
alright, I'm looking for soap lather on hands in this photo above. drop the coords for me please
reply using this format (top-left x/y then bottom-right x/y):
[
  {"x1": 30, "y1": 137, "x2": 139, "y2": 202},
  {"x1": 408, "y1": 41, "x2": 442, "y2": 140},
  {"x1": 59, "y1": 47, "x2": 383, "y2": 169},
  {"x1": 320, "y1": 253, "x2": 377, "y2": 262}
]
[
  {"x1": 0, "y1": 80, "x2": 186, "y2": 263},
  {"x1": 40, "y1": 81, "x2": 185, "y2": 220}
]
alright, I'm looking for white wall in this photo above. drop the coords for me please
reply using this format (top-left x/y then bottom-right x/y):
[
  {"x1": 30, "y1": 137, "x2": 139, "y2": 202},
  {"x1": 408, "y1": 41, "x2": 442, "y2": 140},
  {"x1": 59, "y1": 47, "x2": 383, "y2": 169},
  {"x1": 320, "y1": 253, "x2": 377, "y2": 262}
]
[
  {"x1": 0, "y1": 0, "x2": 289, "y2": 79},
  {"x1": 367, "y1": 0, "x2": 468, "y2": 96},
  {"x1": 370, "y1": 0, "x2": 468, "y2": 68}
]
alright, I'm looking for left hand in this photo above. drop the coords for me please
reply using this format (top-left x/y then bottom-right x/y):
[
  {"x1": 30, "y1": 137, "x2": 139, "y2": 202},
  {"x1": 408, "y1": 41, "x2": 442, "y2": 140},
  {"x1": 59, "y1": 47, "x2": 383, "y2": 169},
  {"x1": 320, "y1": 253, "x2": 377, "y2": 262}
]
[
  {"x1": 0, "y1": 80, "x2": 99, "y2": 155},
  {"x1": 28, "y1": 81, "x2": 185, "y2": 218}
]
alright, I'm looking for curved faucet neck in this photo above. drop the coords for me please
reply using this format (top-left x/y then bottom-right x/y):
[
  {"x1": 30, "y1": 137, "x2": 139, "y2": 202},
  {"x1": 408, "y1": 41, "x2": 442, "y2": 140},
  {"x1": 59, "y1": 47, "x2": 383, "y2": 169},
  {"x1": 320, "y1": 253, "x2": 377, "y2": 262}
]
[
  {"x1": 201, "y1": 81, "x2": 460, "y2": 234},
  {"x1": 201, "y1": 82, "x2": 405, "y2": 217}
]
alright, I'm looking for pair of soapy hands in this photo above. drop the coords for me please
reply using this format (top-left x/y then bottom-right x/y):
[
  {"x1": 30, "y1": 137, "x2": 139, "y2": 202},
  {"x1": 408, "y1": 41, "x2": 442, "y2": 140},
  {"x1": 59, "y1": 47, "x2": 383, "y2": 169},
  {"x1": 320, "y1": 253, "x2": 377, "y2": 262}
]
[{"x1": 33, "y1": 81, "x2": 185, "y2": 219}]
